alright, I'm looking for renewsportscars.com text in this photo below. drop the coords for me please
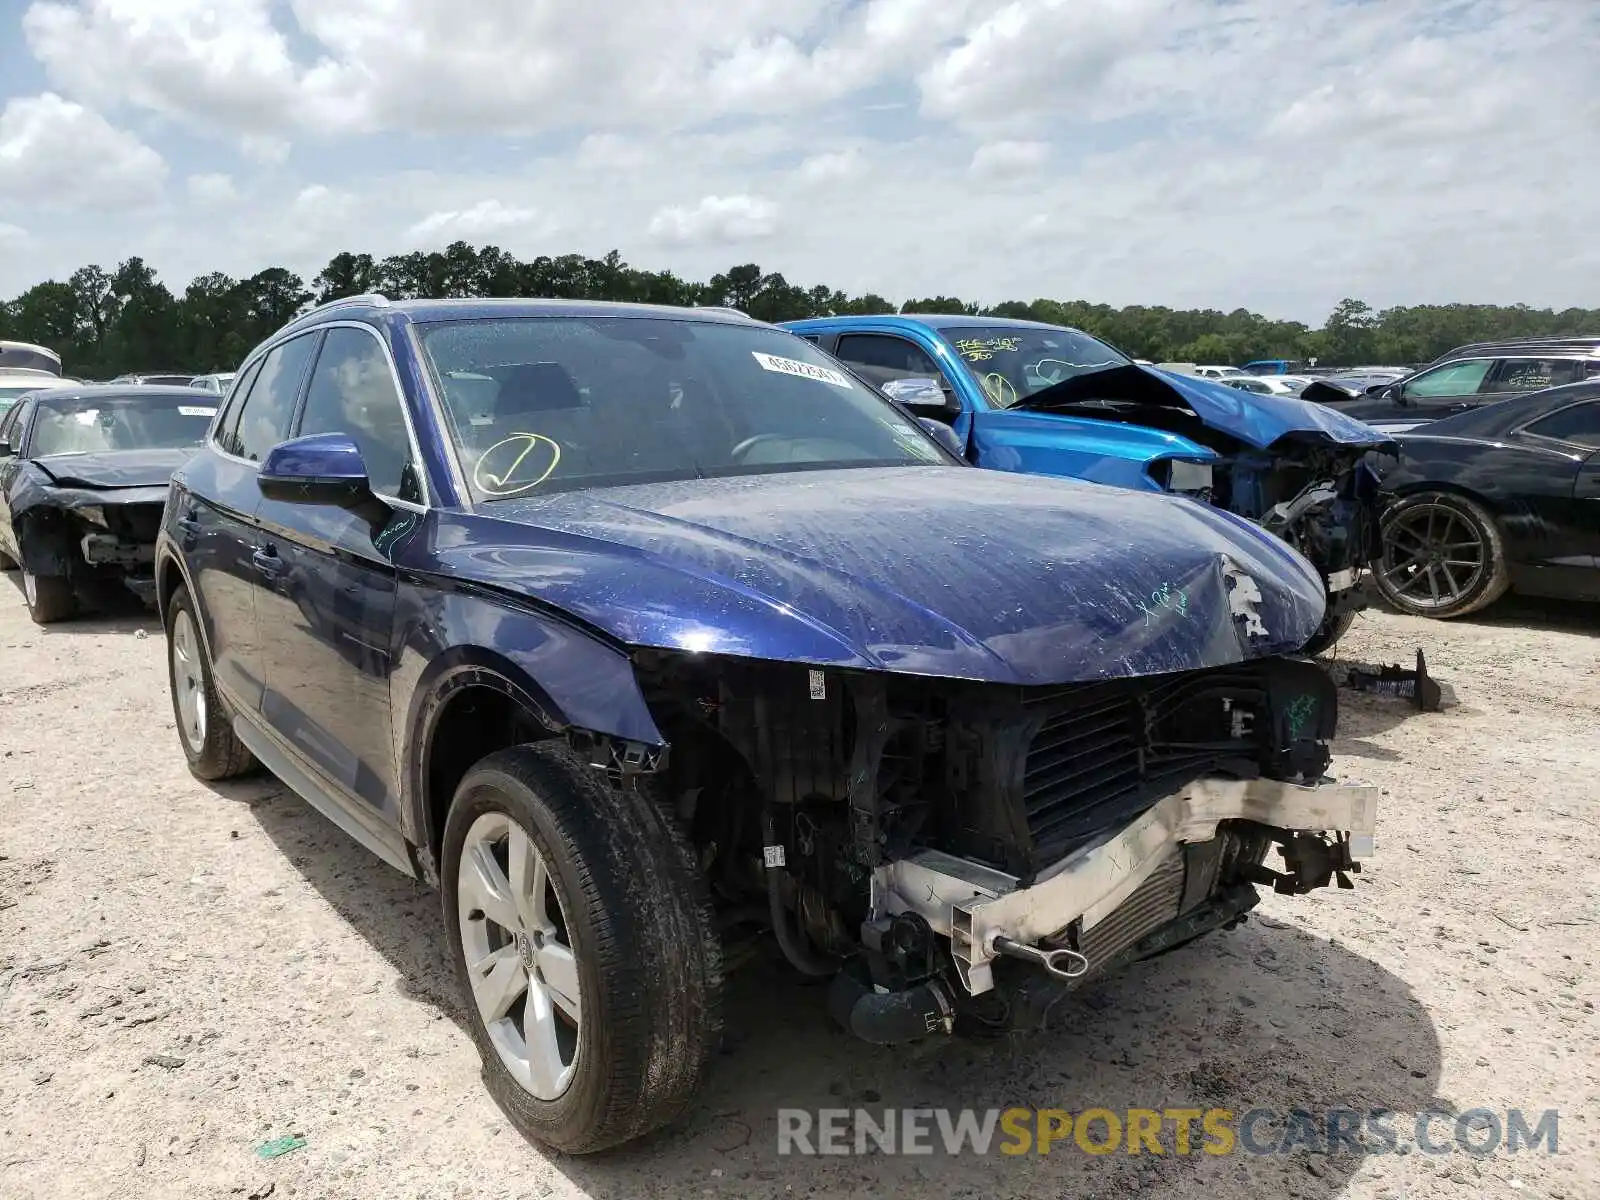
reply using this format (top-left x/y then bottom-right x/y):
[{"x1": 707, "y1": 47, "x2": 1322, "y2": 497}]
[{"x1": 776, "y1": 1107, "x2": 1560, "y2": 1158}]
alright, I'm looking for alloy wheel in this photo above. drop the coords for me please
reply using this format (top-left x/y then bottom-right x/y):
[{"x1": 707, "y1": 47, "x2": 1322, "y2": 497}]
[
  {"x1": 457, "y1": 812, "x2": 582, "y2": 1101},
  {"x1": 1379, "y1": 501, "x2": 1487, "y2": 611},
  {"x1": 170, "y1": 609, "x2": 208, "y2": 750}
]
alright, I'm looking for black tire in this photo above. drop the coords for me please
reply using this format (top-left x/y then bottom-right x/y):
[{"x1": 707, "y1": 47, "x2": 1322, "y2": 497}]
[
  {"x1": 165, "y1": 585, "x2": 258, "y2": 780},
  {"x1": 442, "y1": 743, "x2": 722, "y2": 1154},
  {"x1": 1301, "y1": 610, "x2": 1357, "y2": 657},
  {"x1": 22, "y1": 569, "x2": 77, "y2": 624},
  {"x1": 1374, "y1": 491, "x2": 1510, "y2": 619}
]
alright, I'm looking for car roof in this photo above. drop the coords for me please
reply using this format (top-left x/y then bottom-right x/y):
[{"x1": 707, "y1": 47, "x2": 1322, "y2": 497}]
[
  {"x1": 1405, "y1": 379, "x2": 1600, "y2": 440},
  {"x1": 22, "y1": 384, "x2": 210, "y2": 402},
  {"x1": 276, "y1": 295, "x2": 764, "y2": 341},
  {"x1": 1435, "y1": 335, "x2": 1600, "y2": 363},
  {"x1": 784, "y1": 313, "x2": 1086, "y2": 334}
]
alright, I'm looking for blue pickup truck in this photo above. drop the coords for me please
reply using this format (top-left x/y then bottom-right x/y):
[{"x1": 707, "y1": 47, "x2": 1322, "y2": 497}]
[{"x1": 783, "y1": 315, "x2": 1393, "y2": 653}]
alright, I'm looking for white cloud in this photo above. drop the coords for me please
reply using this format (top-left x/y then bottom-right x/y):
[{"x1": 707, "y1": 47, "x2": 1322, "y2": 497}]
[
  {"x1": 20, "y1": 0, "x2": 980, "y2": 138},
  {"x1": 186, "y1": 172, "x2": 237, "y2": 203},
  {"x1": 795, "y1": 148, "x2": 863, "y2": 184},
  {"x1": 647, "y1": 194, "x2": 779, "y2": 247},
  {"x1": 24, "y1": 0, "x2": 303, "y2": 141},
  {"x1": 407, "y1": 200, "x2": 551, "y2": 243},
  {"x1": 969, "y1": 140, "x2": 1049, "y2": 177},
  {"x1": 0, "y1": 223, "x2": 30, "y2": 248},
  {"x1": 0, "y1": 92, "x2": 165, "y2": 207},
  {"x1": 919, "y1": 0, "x2": 1160, "y2": 130}
]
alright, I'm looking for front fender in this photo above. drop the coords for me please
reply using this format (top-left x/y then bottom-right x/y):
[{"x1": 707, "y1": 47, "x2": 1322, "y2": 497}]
[
  {"x1": 391, "y1": 583, "x2": 665, "y2": 857},
  {"x1": 969, "y1": 408, "x2": 1221, "y2": 491}
]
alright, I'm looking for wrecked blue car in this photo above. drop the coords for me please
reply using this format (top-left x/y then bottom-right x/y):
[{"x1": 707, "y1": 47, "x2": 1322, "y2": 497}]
[
  {"x1": 157, "y1": 298, "x2": 1376, "y2": 1153},
  {"x1": 784, "y1": 315, "x2": 1394, "y2": 653}
]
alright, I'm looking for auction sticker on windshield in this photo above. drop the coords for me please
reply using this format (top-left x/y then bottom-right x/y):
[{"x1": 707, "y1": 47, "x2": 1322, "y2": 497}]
[
  {"x1": 752, "y1": 352, "x2": 852, "y2": 388},
  {"x1": 179, "y1": 406, "x2": 218, "y2": 417}
]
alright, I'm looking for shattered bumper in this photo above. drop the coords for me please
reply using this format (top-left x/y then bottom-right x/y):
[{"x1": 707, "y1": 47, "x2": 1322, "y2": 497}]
[{"x1": 871, "y1": 776, "x2": 1376, "y2": 996}]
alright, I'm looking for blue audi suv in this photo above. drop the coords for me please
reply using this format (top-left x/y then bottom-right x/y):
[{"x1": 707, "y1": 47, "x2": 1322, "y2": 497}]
[{"x1": 157, "y1": 297, "x2": 1377, "y2": 1152}]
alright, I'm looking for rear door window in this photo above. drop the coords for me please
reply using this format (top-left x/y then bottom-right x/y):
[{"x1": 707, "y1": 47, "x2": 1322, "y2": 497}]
[
  {"x1": 1524, "y1": 402, "x2": 1600, "y2": 449},
  {"x1": 1485, "y1": 358, "x2": 1585, "y2": 394}
]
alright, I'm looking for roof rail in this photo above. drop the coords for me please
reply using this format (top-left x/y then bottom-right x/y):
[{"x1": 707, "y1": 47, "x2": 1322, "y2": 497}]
[
  {"x1": 1435, "y1": 333, "x2": 1600, "y2": 362},
  {"x1": 272, "y1": 292, "x2": 392, "y2": 339}
]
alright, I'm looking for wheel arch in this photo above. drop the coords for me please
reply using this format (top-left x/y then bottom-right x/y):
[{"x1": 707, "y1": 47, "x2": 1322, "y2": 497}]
[
  {"x1": 402, "y1": 641, "x2": 664, "y2": 887},
  {"x1": 155, "y1": 542, "x2": 188, "y2": 618},
  {"x1": 1380, "y1": 479, "x2": 1510, "y2": 529}
]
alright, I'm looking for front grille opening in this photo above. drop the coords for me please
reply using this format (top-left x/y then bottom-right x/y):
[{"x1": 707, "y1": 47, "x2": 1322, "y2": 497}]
[{"x1": 1019, "y1": 663, "x2": 1297, "y2": 862}]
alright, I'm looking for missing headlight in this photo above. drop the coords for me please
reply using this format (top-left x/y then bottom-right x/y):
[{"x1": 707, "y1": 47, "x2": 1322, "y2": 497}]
[{"x1": 1156, "y1": 458, "x2": 1214, "y2": 494}]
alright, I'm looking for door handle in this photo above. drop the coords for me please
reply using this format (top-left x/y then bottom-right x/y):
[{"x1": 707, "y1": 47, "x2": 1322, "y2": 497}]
[{"x1": 251, "y1": 548, "x2": 283, "y2": 578}]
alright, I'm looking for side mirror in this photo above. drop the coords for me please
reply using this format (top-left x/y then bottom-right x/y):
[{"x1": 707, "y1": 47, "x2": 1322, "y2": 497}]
[
  {"x1": 916, "y1": 418, "x2": 966, "y2": 459},
  {"x1": 258, "y1": 433, "x2": 374, "y2": 508},
  {"x1": 882, "y1": 376, "x2": 959, "y2": 415}
]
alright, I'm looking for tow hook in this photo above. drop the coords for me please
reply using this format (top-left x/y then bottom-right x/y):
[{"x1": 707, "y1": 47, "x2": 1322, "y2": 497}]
[{"x1": 991, "y1": 936, "x2": 1090, "y2": 980}]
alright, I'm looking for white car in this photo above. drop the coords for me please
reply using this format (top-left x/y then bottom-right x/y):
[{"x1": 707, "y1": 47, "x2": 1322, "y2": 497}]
[
  {"x1": 1224, "y1": 376, "x2": 1305, "y2": 396},
  {"x1": 188, "y1": 372, "x2": 237, "y2": 395},
  {"x1": 0, "y1": 369, "x2": 75, "y2": 414},
  {"x1": 1193, "y1": 364, "x2": 1250, "y2": 379}
]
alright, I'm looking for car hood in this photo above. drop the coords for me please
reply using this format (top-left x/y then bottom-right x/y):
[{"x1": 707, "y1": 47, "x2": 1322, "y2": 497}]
[
  {"x1": 32, "y1": 448, "x2": 192, "y2": 489},
  {"x1": 434, "y1": 467, "x2": 1328, "y2": 686},
  {"x1": 1016, "y1": 364, "x2": 1393, "y2": 452}
]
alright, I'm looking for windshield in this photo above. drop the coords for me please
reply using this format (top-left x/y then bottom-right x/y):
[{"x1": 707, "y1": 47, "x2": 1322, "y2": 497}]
[
  {"x1": 941, "y1": 325, "x2": 1130, "y2": 408},
  {"x1": 28, "y1": 392, "x2": 218, "y2": 456},
  {"x1": 417, "y1": 316, "x2": 949, "y2": 500}
]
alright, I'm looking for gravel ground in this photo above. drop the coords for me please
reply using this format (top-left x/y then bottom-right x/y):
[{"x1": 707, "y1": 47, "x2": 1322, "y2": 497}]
[{"x1": 2, "y1": 579, "x2": 1596, "y2": 1200}]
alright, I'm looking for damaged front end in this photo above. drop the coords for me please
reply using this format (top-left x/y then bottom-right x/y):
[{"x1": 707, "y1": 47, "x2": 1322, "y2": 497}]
[
  {"x1": 630, "y1": 647, "x2": 1375, "y2": 1046},
  {"x1": 1020, "y1": 366, "x2": 1395, "y2": 650},
  {"x1": 1165, "y1": 439, "x2": 1388, "y2": 643},
  {"x1": 9, "y1": 469, "x2": 171, "y2": 608}
]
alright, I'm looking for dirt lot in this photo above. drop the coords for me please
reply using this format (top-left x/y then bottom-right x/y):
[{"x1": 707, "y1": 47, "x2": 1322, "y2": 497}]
[{"x1": 1, "y1": 580, "x2": 1596, "y2": 1200}]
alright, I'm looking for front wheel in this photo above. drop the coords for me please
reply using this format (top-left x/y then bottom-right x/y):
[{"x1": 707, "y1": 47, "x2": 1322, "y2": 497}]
[
  {"x1": 22, "y1": 569, "x2": 76, "y2": 625},
  {"x1": 1374, "y1": 492, "x2": 1509, "y2": 618},
  {"x1": 442, "y1": 743, "x2": 721, "y2": 1154}
]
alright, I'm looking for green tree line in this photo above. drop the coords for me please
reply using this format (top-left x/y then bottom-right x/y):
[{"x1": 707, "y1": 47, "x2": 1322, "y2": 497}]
[{"x1": 2, "y1": 243, "x2": 1596, "y2": 379}]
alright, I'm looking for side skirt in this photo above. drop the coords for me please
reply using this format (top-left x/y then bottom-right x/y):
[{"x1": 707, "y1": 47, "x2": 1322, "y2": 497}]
[{"x1": 231, "y1": 712, "x2": 419, "y2": 879}]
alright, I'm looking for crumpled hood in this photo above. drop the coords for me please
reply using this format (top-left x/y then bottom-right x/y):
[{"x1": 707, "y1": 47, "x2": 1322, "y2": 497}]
[
  {"x1": 440, "y1": 467, "x2": 1328, "y2": 685},
  {"x1": 33, "y1": 448, "x2": 192, "y2": 489},
  {"x1": 1019, "y1": 364, "x2": 1393, "y2": 452}
]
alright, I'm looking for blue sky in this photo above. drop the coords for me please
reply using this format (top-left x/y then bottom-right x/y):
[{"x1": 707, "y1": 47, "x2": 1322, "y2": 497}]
[{"x1": 1, "y1": 0, "x2": 1596, "y2": 322}]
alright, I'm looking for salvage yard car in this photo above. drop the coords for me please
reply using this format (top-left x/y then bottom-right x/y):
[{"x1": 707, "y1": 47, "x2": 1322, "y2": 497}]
[
  {"x1": 785, "y1": 315, "x2": 1393, "y2": 654},
  {"x1": 0, "y1": 385, "x2": 217, "y2": 623},
  {"x1": 156, "y1": 296, "x2": 1376, "y2": 1153},
  {"x1": 1370, "y1": 380, "x2": 1600, "y2": 616}
]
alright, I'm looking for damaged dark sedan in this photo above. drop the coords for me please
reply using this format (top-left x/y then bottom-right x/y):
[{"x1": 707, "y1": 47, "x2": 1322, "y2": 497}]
[
  {"x1": 0, "y1": 386, "x2": 216, "y2": 623},
  {"x1": 156, "y1": 297, "x2": 1377, "y2": 1153}
]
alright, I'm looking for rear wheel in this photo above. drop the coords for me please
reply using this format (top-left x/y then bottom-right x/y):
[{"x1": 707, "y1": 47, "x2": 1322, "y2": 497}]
[
  {"x1": 21, "y1": 569, "x2": 76, "y2": 625},
  {"x1": 166, "y1": 586, "x2": 257, "y2": 779},
  {"x1": 1374, "y1": 492, "x2": 1509, "y2": 618},
  {"x1": 442, "y1": 743, "x2": 721, "y2": 1154}
]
